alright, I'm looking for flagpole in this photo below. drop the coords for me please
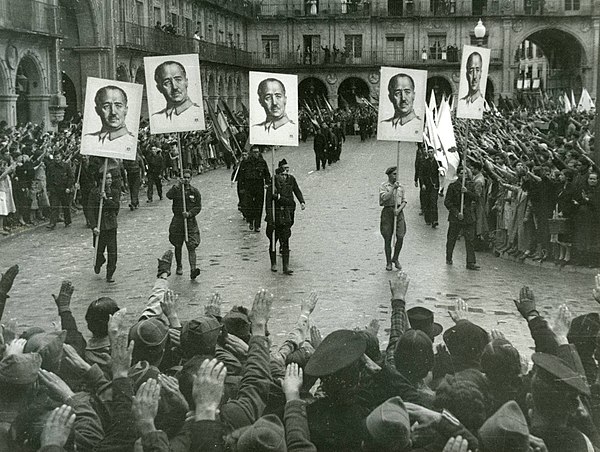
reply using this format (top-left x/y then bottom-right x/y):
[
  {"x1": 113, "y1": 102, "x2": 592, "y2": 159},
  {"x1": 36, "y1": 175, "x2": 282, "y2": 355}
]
[
  {"x1": 93, "y1": 158, "x2": 108, "y2": 268},
  {"x1": 393, "y1": 141, "x2": 400, "y2": 245},
  {"x1": 177, "y1": 132, "x2": 189, "y2": 243},
  {"x1": 460, "y1": 120, "x2": 469, "y2": 215}
]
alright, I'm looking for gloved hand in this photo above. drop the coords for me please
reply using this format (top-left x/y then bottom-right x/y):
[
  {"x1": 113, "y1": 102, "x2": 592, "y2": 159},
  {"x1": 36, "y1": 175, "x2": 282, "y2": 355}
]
[{"x1": 52, "y1": 280, "x2": 74, "y2": 315}]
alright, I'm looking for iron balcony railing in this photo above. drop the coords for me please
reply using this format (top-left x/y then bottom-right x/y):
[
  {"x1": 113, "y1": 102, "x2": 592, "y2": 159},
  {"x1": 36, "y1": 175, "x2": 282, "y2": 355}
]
[
  {"x1": 251, "y1": 48, "x2": 502, "y2": 67},
  {"x1": 118, "y1": 22, "x2": 251, "y2": 67},
  {"x1": 0, "y1": 0, "x2": 60, "y2": 35},
  {"x1": 255, "y1": 0, "x2": 594, "y2": 18}
]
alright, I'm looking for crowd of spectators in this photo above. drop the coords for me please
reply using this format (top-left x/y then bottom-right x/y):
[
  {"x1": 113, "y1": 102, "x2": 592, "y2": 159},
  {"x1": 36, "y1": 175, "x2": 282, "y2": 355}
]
[
  {"x1": 0, "y1": 115, "x2": 243, "y2": 235},
  {"x1": 443, "y1": 106, "x2": 600, "y2": 268},
  {"x1": 2, "y1": 254, "x2": 600, "y2": 451}
]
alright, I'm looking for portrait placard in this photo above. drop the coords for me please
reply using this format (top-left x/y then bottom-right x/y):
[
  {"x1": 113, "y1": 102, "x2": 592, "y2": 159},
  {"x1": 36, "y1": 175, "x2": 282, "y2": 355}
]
[
  {"x1": 144, "y1": 54, "x2": 206, "y2": 134},
  {"x1": 456, "y1": 45, "x2": 491, "y2": 120},
  {"x1": 376, "y1": 67, "x2": 427, "y2": 142},
  {"x1": 249, "y1": 71, "x2": 298, "y2": 147},
  {"x1": 80, "y1": 77, "x2": 143, "y2": 160}
]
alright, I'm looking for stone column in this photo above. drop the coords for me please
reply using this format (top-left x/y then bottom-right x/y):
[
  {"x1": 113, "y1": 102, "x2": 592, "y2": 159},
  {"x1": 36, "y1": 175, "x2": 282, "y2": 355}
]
[
  {"x1": 327, "y1": 94, "x2": 338, "y2": 109},
  {"x1": 27, "y1": 94, "x2": 51, "y2": 128},
  {"x1": 501, "y1": 19, "x2": 513, "y2": 97},
  {"x1": 0, "y1": 94, "x2": 18, "y2": 127}
]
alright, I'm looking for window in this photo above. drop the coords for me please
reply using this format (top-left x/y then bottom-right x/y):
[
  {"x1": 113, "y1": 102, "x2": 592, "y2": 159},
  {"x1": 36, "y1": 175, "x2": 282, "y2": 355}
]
[
  {"x1": 154, "y1": 7, "x2": 161, "y2": 25},
  {"x1": 428, "y1": 34, "x2": 446, "y2": 60},
  {"x1": 262, "y1": 35, "x2": 279, "y2": 60},
  {"x1": 345, "y1": 34, "x2": 362, "y2": 58},
  {"x1": 565, "y1": 0, "x2": 580, "y2": 10},
  {"x1": 171, "y1": 13, "x2": 178, "y2": 31},
  {"x1": 388, "y1": 0, "x2": 403, "y2": 16},
  {"x1": 219, "y1": 30, "x2": 224, "y2": 43},
  {"x1": 385, "y1": 36, "x2": 404, "y2": 62},
  {"x1": 536, "y1": 46, "x2": 543, "y2": 58}
]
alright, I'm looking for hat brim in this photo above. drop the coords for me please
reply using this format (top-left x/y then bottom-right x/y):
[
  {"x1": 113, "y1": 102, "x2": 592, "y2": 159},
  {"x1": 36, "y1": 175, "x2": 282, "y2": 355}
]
[
  {"x1": 532, "y1": 353, "x2": 590, "y2": 396},
  {"x1": 432, "y1": 322, "x2": 443, "y2": 337}
]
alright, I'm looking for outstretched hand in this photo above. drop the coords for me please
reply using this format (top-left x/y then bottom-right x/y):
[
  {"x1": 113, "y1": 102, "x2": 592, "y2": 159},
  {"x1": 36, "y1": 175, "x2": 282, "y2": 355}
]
[
  {"x1": 389, "y1": 271, "x2": 410, "y2": 300},
  {"x1": 249, "y1": 289, "x2": 273, "y2": 335},
  {"x1": 282, "y1": 363, "x2": 303, "y2": 402},
  {"x1": 449, "y1": 298, "x2": 469, "y2": 324},
  {"x1": 553, "y1": 304, "x2": 572, "y2": 344},
  {"x1": 205, "y1": 293, "x2": 222, "y2": 317},
  {"x1": 442, "y1": 436, "x2": 470, "y2": 452},
  {"x1": 310, "y1": 325, "x2": 323, "y2": 349},
  {"x1": 301, "y1": 291, "x2": 318, "y2": 316},
  {"x1": 40, "y1": 405, "x2": 76, "y2": 449},
  {"x1": 593, "y1": 274, "x2": 600, "y2": 305},
  {"x1": 193, "y1": 358, "x2": 227, "y2": 421},
  {"x1": 514, "y1": 286, "x2": 538, "y2": 320},
  {"x1": 132, "y1": 378, "x2": 161, "y2": 435}
]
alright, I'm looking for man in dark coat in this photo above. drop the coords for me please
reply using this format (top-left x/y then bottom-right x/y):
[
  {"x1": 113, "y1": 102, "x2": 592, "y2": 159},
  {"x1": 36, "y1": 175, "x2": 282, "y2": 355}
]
[
  {"x1": 166, "y1": 169, "x2": 202, "y2": 279},
  {"x1": 88, "y1": 171, "x2": 120, "y2": 282},
  {"x1": 124, "y1": 149, "x2": 145, "y2": 210},
  {"x1": 419, "y1": 146, "x2": 441, "y2": 228},
  {"x1": 313, "y1": 125, "x2": 328, "y2": 171},
  {"x1": 265, "y1": 159, "x2": 305, "y2": 274},
  {"x1": 46, "y1": 152, "x2": 74, "y2": 229},
  {"x1": 444, "y1": 165, "x2": 480, "y2": 270},
  {"x1": 13, "y1": 153, "x2": 35, "y2": 225},
  {"x1": 237, "y1": 145, "x2": 270, "y2": 232},
  {"x1": 146, "y1": 145, "x2": 163, "y2": 202}
]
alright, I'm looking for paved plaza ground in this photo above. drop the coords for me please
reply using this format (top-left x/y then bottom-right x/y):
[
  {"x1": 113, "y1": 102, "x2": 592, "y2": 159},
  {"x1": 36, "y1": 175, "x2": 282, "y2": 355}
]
[{"x1": 1, "y1": 136, "x2": 597, "y2": 356}]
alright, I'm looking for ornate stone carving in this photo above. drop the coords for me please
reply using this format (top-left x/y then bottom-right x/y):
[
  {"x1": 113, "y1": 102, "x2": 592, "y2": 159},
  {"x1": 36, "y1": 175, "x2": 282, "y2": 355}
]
[{"x1": 512, "y1": 20, "x2": 523, "y2": 33}]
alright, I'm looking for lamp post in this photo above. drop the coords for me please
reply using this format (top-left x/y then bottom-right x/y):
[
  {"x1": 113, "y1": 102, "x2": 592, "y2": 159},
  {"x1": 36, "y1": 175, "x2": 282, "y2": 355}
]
[{"x1": 474, "y1": 18, "x2": 486, "y2": 47}]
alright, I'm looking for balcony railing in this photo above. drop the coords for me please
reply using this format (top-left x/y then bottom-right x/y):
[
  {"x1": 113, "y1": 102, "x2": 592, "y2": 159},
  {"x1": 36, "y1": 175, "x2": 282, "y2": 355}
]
[
  {"x1": 0, "y1": 0, "x2": 60, "y2": 35},
  {"x1": 251, "y1": 48, "x2": 502, "y2": 67},
  {"x1": 255, "y1": 0, "x2": 595, "y2": 18},
  {"x1": 118, "y1": 22, "x2": 251, "y2": 67},
  {"x1": 200, "y1": 0, "x2": 255, "y2": 17}
]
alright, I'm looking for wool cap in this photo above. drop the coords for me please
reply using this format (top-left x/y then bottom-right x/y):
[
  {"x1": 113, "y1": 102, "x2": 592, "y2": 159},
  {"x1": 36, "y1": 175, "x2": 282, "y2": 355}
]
[
  {"x1": 479, "y1": 401, "x2": 529, "y2": 452},
  {"x1": 129, "y1": 317, "x2": 169, "y2": 347},
  {"x1": 0, "y1": 353, "x2": 42, "y2": 385},
  {"x1": 278, "y1": 159, "x2": 288, "y2": 167},
  {"x1": 180, "y1": 315, "x2": 222, "y2": 358},
  {"x1": 236, "y1": 414, "x2": 286, "y2": 452},
  {"x1": 365, "y1": 396, "x2": 411, "y2": 450},
  {"x1": 23, "y1": 330, "x2": 67, "y2": 371}
]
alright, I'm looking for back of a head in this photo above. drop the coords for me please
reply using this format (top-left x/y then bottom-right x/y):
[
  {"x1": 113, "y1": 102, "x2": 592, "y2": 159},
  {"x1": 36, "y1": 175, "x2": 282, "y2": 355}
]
[
  {"x1": 394, "y1": 329, "x2": 433, "y2": 381},
  {"x1": 180, "y1": 315, "x2": 222, "y2": 359},
  {"x1": 481, "y1": 338, "x2": 521, "y2": 386},
  {"x1": 434, "y1": 374, "x2": 487, "y2": 432},
  {"x1": 531, "y1": 368, "x2": 579, "y2": 419},
  {"x1": 85, "y1": 297, "x2": 119, "y2": 337}
]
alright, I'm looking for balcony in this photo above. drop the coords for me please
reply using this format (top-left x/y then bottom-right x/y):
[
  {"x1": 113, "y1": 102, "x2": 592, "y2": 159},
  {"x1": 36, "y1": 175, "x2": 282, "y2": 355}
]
[
  {"x1": 255, "y1": 0, "x2": 596, "y2": 18},
  {"x1": 251, "y1": 48, "x2": 502, "y2": 68},
  {"x1": 0, "y1": 0, "x2": 60, "y2": 36},
  {"x1": 118, "y1": 22, "x2": 251, "y2": 67},
  {"x1": 196, "y1": 0, "x2": 255, "y2": 18}
]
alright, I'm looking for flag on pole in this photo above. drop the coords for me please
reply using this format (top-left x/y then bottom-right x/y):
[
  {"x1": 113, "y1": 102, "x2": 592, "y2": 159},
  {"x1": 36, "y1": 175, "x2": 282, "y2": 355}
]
[
  {"x1": 219, "y1": 99, "x2": 241, "y2": 127},
  {"x1": 436, "y1": 98, "x2": 457, "y2": 150},
  {"x1": 428, "y1": 89, "x2": 438, "y2": 120},
  {"x1": 578, "y1": 88, "x2": 595, "y2": 112},
  {"x1": 571, "y1": 90, "x2": 577, "y2": 110},
  {"x1": 563, "y1": 92, "x2": 572, "y2": 113},
  {"x1": 206, "y1": 102, "x2": 235, "y2": 156}
]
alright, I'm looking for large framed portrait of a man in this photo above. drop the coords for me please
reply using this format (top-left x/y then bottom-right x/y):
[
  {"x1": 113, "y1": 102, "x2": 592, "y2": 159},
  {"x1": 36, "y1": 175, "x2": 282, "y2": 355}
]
[
  {"x1": 456, "y1": 45, "x2": 491, "y2": 120},
  {"x1": 377, "y1": 67, "x2": 427, "y2": 142},
  {"x1": 144, "y1": 54, "x2": 206, "y2": 134},
  {"x1": 80, "y1": 77, "x2": 143, "y2": 160},
  {"x1": 249, "y1": 71, "x2": 298, "y2": 147}
]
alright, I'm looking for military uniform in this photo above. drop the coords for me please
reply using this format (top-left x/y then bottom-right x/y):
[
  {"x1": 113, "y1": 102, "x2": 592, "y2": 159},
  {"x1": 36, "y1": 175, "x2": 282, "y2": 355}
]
[
  {"x1": 444, "y1": 177, "x2": 478, "y2": 268},
  {"x1": 88, "y1": 185, "x2": 120, "y2": 281},
  {"x1": 265, "y1": 169, "x2": 305, "y2": 274},
  {"x1": 46, "y1": 158, "x2": 74, "y2": 227},
  {"x1": 379, "y1": 172, "x2": 407, "y2": 269},
  {"x1": 166, "y1": 181, "x2": 202, "y2": 278},
  {"x1": 237, "y1": 155, "x2": 271, "y2": 231}
]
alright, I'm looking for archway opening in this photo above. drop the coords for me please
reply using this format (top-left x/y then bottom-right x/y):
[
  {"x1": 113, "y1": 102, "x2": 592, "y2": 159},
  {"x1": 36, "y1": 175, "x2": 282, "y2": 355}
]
[
  {"x1": 16, "y1": 56, "x2": 42, "y2": 126},
  {"x1": 337, "y1": 77, "x2": 370, "y2": 109},
  {"x1": 61, "y1": 72, "x2": 77, "y2": 123},
  {"x1": 485, "y1": 78, "x2": 494, "y2": 105},
  {"x1": 514, "y1": 29, "x2": 586, "y2": 100},
  {"x1": 426, "y1": 76, "x2": 452, "y2": 107},
  {"x1": 135, "y1": 67, "x2": 148, "y2": 119},
  {"x1": 299, "y1": 77, "x2": 328, "y2": 111}
]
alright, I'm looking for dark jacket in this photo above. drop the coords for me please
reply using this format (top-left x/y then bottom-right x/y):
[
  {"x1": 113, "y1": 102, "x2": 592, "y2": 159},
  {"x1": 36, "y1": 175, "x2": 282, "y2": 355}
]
[
  {"x1": 444, "y1": 178, "x2": 478, "y2": 224},
  {"x1": 238, "y1": 157, "x2": 271, "y2": 186},
  {"x1": 87, "y1": 186, "x2": 120, "y2": 231},
  {"x1": 46, "y1": 160, "x2": 74, "y2": 192},
  {"x1": 166, "y1": 184, "x2": 202, "y2": 219},
  {"x1": 313, "y1": 131, "x2": 328, "y2": 154}
]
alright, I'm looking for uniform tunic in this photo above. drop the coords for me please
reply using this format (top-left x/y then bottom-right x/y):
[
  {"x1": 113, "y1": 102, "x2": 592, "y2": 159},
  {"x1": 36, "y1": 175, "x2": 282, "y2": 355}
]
[
  {"x1": 167, "y1": 183, "x2": 202, "y2": 248},
  {"x1": 379, "y1": 181, "x2": 407, "y2": 239}
]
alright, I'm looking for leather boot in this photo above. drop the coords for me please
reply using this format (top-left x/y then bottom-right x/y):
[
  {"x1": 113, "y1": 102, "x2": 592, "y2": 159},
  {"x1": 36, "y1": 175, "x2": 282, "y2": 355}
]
[
  {"x1": 269, "y1": 251, "x2": 277, "y2": 272},
  {"x1": 189, "y1": 249, "x2": 200, "y2": 280},
  {"x1": 282, "y1": 251, "x2": 293, "y2": 275}
]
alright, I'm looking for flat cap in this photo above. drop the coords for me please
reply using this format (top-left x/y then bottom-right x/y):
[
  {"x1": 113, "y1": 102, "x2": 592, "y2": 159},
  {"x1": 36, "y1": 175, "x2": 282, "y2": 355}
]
[{"x1": 305, "y1": 329, "x2": 366, "y2": 377}]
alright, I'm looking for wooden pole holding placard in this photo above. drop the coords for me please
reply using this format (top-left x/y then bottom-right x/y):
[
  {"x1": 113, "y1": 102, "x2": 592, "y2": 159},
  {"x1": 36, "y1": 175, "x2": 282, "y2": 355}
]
[
  {"x1": 460, "y1": 120, "x2": 469, "y2": 215},
  {"x1": 392, "y1": 141, "x2": 401, "y2": 245},
  {"x1": 73, "y1": 162, "x2": 82, "y2": 206},
  {"x1": 270, "y1": 147, "x2": 276, "y2": 253},
  {"x1": 93, "y1": 158, "x2": 108, "y2": 267},
  {"x1": 177, "y1": 132, "x2": 189, "y2": 243}
]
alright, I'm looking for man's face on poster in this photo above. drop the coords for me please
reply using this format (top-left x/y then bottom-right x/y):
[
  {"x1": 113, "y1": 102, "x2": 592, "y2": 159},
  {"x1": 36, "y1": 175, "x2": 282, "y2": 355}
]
[
  {"x1": 388, "y1": 75, "x2": 415, "y2": 118},
  {"x1": 258, "y1": 80, "x2": 287, "y2": 121},
  {"x1": 156, "y1": 63, "x2": 189, "y2": 105},
  {"x1": 95, "y1": 88, "x2": 128, "y2": 131},
  {"x1": 466, "y1": 53, "x2": 482, "y2": 94}
]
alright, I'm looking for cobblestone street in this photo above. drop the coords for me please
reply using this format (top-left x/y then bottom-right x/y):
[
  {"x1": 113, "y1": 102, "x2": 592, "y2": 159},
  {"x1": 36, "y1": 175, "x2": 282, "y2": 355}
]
[{"x1": 1, "y1": 136, "x2": 597, "y2": 354}]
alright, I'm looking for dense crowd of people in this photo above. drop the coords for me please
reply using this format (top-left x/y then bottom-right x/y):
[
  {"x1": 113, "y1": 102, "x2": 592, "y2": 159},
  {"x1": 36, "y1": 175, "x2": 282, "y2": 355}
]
[{"x1": 2, "y1": 256, "x2": 600, "y2": 451}]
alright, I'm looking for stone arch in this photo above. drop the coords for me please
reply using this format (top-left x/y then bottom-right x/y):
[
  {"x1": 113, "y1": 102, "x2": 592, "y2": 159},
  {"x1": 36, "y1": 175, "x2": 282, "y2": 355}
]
[
  {"x1": 235, "y1": 73, "x2": 242, "y2": 107},
  {"x1": 134, "y1": 66, "x2": 148, "y2": 119},
  {"x1": 299, "y1": 77, "x2": 329, "y2": 110},
  {"x1": 16, "y1": 52, "x2": 47, "y2": 125},
  {"x1": 217, "y1": 75, "x2": 225, "y2": 100},
  {"x1": 0, "y1": 59, "x2": 11, "y2": 95},
  {"x1": 485, "y1": 77, "x2": 495, "y2": 104},
  {"x1": 58, "y1": 0, "x2": 101, "y2": 47},
  {"x1": 337, "y1": 76, "x2": 370, "y2": 108},
  {"x1": 61, "y1": 71, "x2": 77, "y2": 122},
  {"x1": 426, "y1": 75, "x2": 453, "y2": 107},
  {"x1": 511, "y1": 25, "x2": 589, "y2": 96},
  {"x1": 207, "y1": 72, "x2": 216, "y2": 99}
]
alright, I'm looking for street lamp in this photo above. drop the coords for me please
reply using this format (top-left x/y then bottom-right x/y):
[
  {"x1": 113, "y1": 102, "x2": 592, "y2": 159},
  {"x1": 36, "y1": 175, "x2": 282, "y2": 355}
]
[{"x1": 474, "y1": 19, "x2": 486, "y2": 47}]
